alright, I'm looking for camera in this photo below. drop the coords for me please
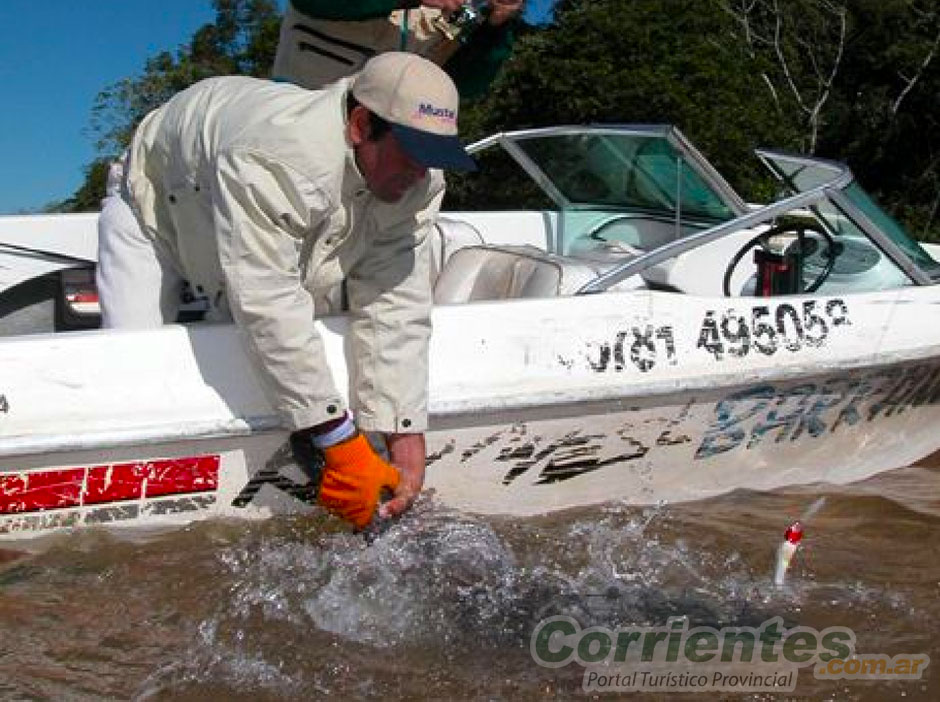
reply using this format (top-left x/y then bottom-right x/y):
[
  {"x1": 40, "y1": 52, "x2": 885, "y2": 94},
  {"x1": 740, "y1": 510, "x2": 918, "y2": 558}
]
[{"x1": 436, "y1": 1, "x2": 488, "y2": 42}]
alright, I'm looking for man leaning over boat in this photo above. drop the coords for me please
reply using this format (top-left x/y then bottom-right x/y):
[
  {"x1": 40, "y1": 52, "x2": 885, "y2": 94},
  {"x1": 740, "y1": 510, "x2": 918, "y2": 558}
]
[{"x1": 95, "y1": 52, "x2": 477, "y2": 529}]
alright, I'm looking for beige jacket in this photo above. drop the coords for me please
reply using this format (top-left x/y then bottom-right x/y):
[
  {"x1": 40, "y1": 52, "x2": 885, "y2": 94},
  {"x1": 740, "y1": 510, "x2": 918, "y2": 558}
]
[
  {"x1": 124, "y1": 76, "x2": 444, "y2": 433},
  {"x1": 272, "y1": 4, "x2": 460, "y2": 89}
]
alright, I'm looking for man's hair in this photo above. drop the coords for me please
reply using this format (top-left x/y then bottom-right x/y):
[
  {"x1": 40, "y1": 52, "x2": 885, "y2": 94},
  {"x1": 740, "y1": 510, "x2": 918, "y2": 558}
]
[{"x1": 346, "y1": 93, "x2": 392, "y2": 140}]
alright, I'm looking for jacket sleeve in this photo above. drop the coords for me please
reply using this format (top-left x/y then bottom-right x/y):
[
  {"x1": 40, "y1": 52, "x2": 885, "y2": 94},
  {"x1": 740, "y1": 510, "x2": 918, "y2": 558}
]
[
  {"x1": 344, "y1": 180, "x2": 445, "y2": 434},
  {"x1": 211, "y1": 148, "x2": 348, "y2": 431},
  {"x1": 444, "y1": 21, "x2": 516, "y2": 99},
  {"x1": 290, "y1": 0, "x2": 415, "y2": 20}
]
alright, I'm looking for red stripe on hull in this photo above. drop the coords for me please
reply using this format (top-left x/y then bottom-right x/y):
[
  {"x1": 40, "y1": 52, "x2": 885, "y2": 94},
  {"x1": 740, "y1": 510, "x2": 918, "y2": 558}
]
[
  {"x1": 0, "y1": 468, "x2": 85, "y2": 513},
  {"x1": 141, "y1": 455, "x2": 220, "y2": 498},
  {"x1": 0, "y1": 456, "x2": 220, "y2": 515}
]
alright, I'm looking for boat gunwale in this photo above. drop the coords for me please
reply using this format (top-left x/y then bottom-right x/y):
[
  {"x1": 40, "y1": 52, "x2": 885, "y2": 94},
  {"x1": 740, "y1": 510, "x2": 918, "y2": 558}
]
[{"x1": 4, "y1": 342, "x2": 940, "y2": 461}]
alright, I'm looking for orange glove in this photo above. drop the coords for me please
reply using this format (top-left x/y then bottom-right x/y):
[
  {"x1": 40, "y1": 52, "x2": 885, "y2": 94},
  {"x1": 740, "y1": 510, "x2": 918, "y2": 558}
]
[{"x1": 318, "y1": 433, "x2": 400, "y2": 528}]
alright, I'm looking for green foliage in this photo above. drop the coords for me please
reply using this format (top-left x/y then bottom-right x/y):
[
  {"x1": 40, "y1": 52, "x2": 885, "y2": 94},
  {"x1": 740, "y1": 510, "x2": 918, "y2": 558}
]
[
  {"x1": 52, "y1": 159, "x2": 112, "y2": 213},
  {"x1": 706, "y1": 0, "x2": 940, "y2": 239},
  {"x1": 451, "y1": 0, "x2": 939, "y2": 240},
  {"x1": 449, "y1": 0, "x2": 803, "y2": 209},
  {"x1": 65, "y1": 0, "x2": 938, "y2": 241},
  {"x1": 821, "y1": 0, "x2": 940, "y2": 240},
  {"x1": 62, "y1": 0, "x2": 279, "y2": 212},
  {"x1": 91, "y1": 0, "x2": 280, "y2": 156}
]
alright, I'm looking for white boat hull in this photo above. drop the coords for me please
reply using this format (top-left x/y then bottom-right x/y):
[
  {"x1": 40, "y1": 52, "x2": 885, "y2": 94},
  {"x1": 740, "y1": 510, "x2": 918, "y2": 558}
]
[
  {"x1": 5, "y1": 126, "x2": 940, "y2": 539},
  {"x1": 3, "y1": 287, "x2": 940, "y2": 538}
]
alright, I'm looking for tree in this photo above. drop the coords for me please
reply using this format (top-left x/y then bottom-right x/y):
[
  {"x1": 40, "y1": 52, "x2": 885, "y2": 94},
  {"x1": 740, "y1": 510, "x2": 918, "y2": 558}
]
[
  {"x1": 449, "y1": 0, "x2": 803, "y2": 209},
  {"x1": 825, "y1": 0, "x2": 940, "y2": 239},
  {"x1": 62, "y1": 0, "x2": 279, "y2": 212},
  {"x1": 452, "y1": 0, "x2": 938, "y2": 240},
  {"x1": 715, "y1": 0, "x2": 848, "y2": 154},
  {"x1": 713, "y1": 0, "x2": 939, "y2": 238},
  {"x1": 54, "y1": 159, "x2": 112, "y2": 213},
  {"x1": 62, "y1": 0, "x2": 938, "y2": 241}
]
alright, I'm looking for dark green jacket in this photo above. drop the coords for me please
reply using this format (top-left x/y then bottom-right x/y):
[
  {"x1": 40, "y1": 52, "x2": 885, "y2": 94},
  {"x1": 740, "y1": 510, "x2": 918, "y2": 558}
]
[{"x1": 289, "y1": 0, "x2": 516, "y2": 99}]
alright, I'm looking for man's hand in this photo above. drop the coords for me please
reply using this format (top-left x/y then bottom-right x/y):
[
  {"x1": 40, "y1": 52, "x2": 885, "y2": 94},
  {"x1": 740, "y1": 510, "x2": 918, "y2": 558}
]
[
  {"x1": 421, "y1": 0, "x2": 468, "y2": 13},
  {"x1": 379, "y1": 432, "x2": 426, "y2": 519},
  {"x1": 319, "y1": 433, "x2": 400, "y2": 528},
  {"x1": 488, "y1": 0, "x2": 523, "y2": 26}
]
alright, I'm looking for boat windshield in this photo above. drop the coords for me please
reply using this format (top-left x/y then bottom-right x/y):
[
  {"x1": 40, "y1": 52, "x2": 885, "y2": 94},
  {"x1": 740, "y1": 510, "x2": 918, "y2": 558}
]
[
  {"x1": 511, "y1": 131, "x2": 738, "y2": 222},
  {"x1": 840, "y1": 182, "x2": 940, "y2": 274},
  {"x1": 758, "y1": 151, "x2": 940, "y2": 277}
]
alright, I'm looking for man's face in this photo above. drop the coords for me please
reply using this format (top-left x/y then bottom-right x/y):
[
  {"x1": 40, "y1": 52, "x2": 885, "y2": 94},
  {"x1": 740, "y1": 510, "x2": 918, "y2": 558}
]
[{"x1": 349, "y1": 107, "x2": 428, "y2": 203}]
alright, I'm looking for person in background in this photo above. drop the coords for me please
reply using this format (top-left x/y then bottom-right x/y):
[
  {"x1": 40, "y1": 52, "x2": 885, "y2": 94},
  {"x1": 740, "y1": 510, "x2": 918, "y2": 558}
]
[
  {"x1": 96, "y1": 53, "x2": 477, "y2": 529},
  {"x1": 273, "y1": 0, "x2": 524, "y2": 100}
]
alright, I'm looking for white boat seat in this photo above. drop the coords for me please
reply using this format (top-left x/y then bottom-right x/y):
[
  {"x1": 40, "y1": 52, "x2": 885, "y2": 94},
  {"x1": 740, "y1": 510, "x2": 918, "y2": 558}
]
[
  {"x1": 313, "y1": 216, "x2": 485, "y2": 315},
  {"x1": 433, "y1": 244, "x2": 602, "y2": 303},
  {"x1": 429, "y1": 216, "x2": 486, "y2": 283}
]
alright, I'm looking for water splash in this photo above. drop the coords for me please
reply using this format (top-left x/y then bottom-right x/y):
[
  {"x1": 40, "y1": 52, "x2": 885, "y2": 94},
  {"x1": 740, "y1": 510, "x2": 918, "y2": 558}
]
[{"x1": 304, "y1": 509, "x2": 520, "y2": 648}]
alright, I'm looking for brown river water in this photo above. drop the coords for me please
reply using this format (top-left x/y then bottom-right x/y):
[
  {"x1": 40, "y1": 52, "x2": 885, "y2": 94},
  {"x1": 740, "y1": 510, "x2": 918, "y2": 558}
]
[{"x1": 1, "y1": 453, "x2": 938, "y2": 701}]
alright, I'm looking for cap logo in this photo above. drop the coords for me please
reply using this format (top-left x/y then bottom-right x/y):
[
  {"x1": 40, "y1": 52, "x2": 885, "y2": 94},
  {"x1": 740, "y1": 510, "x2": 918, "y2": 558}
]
[{"x1": 414, "y1": 102, "x2": 457, "y2": 125}]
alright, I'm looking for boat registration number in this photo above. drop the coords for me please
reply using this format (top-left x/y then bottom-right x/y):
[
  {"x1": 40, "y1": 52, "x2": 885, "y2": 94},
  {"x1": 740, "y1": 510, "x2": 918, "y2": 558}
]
[{"x1": 697, "y1": 299, "x2": 850, "y2": 361}]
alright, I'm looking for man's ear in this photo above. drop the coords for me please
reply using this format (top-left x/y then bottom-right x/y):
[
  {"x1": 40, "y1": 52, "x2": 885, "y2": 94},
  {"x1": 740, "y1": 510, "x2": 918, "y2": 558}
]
[{"x1": 347, "y1": 105, "x2": 371, "y2": 147}]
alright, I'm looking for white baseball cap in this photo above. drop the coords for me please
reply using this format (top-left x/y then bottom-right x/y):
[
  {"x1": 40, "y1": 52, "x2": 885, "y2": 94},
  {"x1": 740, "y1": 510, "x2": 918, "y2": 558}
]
[{"x1": 352, "y1": 52, "x2": 477, "y2": 171}]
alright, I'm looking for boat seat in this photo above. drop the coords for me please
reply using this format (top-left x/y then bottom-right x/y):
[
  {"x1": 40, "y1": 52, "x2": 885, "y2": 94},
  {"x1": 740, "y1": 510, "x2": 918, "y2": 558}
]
[
  {"x1": 429, "y1": 216, "x2": 486, "y2": 283},
  {"x1": 313, "y1": 216, "x2": 485, "y2": 315},
  {"x1": 433, "y1": 244, "x2": 603, "y2": 303}
]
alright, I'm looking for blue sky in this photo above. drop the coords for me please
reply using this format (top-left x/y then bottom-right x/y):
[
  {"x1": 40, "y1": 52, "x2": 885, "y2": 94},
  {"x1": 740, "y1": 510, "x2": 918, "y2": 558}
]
[
  {"x1": 0, "y1": 1, "x2": 220, "y2": 214},
  {"x1": 0, "y1": 1, "x2": 554, "y2": 215}
]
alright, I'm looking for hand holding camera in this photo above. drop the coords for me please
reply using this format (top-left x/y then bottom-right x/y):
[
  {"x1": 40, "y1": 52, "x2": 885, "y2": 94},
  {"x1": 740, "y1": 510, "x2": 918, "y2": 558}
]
[{"x1": 487, "y1": 0, "x2": 523, "y2": 27}]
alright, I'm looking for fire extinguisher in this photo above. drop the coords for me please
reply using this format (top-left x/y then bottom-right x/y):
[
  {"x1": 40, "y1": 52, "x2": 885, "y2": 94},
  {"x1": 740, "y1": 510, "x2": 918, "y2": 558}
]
[{"x1": 753, "y1": 244, "x2": 803, "y2": 296}]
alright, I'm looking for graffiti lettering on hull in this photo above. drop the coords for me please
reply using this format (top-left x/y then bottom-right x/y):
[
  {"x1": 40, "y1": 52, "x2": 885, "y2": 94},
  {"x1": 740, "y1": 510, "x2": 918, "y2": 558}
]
[
  {"x1": 422, "y1": 362, "x2": 940, "y2": 489},
  {"x1": 230, "y1": 442, "x2": 319, "y2": 507},
  {"x1": 695, "y1": 362, "x2": 940, "y2": 459},
  {"x1": 655, "y1": 400, "x2": 694, "y2": 446},
  {"x1": 494, "y1": 418, "x2": 703, "y2": 486},
  {"x1": 426, "y1": 439, "x2": 456, "y2": 466},
  {"x1": 0, "y1": 495, "x2": 217, "y2": 535},
  {"x1": 499, "y1": 430, "x2": 649, "y2": 485},
  {"x1": 461, "y1": 431, "x2": 508, "y2": 462}
]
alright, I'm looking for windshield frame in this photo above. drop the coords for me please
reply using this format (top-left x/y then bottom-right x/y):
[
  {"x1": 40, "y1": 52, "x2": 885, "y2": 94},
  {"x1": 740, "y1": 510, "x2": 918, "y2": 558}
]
[
  {"x1": 468, "y1": 125, "x2": 749, "y2": 219},
  {"x1": 465, "y1": 127, "x2": 937, "y2": 294},
  {"x1": 577, "y1": 180, "x2": 850, "y2": 293},
  {"x1": 756, "y1": 148, "x2": 937, "y2": 285}
]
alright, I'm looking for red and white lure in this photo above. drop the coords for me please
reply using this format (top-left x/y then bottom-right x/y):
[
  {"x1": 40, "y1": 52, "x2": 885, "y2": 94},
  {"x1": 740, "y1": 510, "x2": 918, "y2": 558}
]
[{"x1": 773, "y1": 497, "x2": 826, "y2": 587}]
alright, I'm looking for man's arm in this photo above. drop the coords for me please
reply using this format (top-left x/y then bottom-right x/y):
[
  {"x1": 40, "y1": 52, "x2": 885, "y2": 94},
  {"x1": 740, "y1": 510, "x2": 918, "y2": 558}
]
[
  {"x1": 344, "y1": 179, "x2": 445, "y2": 513},
  {"x1": 443, "y1": 13, "x2": 518, "y2": 99},
  {"x1": 211, "y1": 149, "x2": 347, "y2": 431},
  {"x1": 344, "y1": 186, "x2": 442, "y2": 435}
]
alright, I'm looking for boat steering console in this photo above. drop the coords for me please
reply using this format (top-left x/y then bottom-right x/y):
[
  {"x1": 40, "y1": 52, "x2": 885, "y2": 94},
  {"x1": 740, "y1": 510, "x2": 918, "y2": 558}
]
[{"x1": 722, "y1": 222, "x2": 841, "y2": 297}]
